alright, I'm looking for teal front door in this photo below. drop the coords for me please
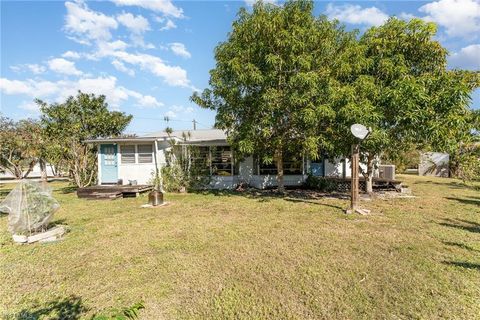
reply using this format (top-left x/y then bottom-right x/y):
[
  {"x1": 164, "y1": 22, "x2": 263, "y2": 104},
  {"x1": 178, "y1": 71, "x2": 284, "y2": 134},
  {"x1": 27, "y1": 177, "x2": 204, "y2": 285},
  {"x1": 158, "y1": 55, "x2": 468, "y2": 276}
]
[{"x1": 101, "y1": 144, "x2": 118, "y2": 184}]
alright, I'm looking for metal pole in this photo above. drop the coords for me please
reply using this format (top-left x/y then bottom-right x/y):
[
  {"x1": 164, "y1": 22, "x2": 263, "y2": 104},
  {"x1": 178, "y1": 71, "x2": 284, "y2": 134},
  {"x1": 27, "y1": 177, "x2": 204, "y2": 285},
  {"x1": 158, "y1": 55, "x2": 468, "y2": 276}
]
[{"x1": 350, "y1": 143, "x2": 360, "y2": 211}]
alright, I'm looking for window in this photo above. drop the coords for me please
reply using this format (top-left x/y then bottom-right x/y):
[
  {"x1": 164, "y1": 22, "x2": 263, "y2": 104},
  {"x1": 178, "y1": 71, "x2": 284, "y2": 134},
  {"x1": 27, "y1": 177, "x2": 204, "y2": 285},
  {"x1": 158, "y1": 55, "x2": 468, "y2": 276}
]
[
  {"x1": 190, "y1": 146, "x2": 210, "y2": 175},
  {"x1": 121, "y1": 145, "x2": 135, "y2": 164},
  {"x1": 211, "y1": 146, "x2": 233, "y2": 176},
  {"x1": 103, "y1": 146, "x2": 116, "y2": 165},
  {"x1": 138, "y1": 145, "x2": 153, "y2": 163},
  {"x1": 186, "y1": 145, "x2": 234, "y2": 176},
  {"x1": 258, "y1": 160, "x2": 277, "y2": 175},
  {"x1": 256, "y1": 153, "x2": 303, "y2": 175}
]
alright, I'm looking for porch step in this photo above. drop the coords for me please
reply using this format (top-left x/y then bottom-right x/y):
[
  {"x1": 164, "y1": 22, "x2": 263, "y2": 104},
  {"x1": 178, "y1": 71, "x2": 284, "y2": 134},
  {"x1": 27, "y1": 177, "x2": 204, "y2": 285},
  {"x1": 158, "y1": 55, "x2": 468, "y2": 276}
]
[{"x1": 77, "y1": 184, "x2": 153, "y2": 200}]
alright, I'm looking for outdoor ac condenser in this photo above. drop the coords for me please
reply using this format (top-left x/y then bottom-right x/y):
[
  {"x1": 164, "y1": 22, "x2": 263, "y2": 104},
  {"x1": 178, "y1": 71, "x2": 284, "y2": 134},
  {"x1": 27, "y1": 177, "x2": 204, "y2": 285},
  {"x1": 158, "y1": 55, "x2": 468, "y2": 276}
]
[{"x1": 378, "y1": 165, "x2": 395, "y2": 180}]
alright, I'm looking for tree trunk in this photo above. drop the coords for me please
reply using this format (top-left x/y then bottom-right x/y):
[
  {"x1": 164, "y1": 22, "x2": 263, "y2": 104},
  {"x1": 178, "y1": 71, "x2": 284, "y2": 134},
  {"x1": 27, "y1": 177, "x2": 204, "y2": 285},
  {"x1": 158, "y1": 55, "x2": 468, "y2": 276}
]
[
  {"x1": 365, "y1": 154, "x2": 374, "y2": 194},
  {"x1": 14, "y1": 166, "x2": 23, "y2": 179},
  {"x1": 39, "y1": 158, "x2": 47, "y2": 181},
  {"x1": 275, "y1": 149, "x2": 285, "y2": 193},
  {"x1": 22, "y1": 160, "x2": 36, "y2": 179}
]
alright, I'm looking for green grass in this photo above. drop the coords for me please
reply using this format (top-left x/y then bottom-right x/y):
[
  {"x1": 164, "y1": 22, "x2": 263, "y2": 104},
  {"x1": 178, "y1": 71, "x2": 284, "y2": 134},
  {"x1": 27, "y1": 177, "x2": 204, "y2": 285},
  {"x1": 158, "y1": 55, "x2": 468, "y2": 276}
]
[{"x1": 0, "y1": 175, "x2": 479, "y2": 319}]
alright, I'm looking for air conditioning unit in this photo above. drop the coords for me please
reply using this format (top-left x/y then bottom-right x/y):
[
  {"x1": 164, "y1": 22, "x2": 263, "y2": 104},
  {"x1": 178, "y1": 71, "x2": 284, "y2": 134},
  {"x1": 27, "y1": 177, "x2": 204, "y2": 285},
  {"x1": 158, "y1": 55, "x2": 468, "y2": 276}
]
[{"x1": 378, "y1": 165, "x2": 395, "y2": 180}]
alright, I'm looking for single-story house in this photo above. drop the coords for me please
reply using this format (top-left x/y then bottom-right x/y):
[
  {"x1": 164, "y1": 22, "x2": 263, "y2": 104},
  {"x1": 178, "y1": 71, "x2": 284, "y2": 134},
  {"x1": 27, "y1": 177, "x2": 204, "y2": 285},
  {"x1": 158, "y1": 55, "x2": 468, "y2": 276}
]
[{"x1": 86, "y1": 129, "x2": 360, "y2": 189}]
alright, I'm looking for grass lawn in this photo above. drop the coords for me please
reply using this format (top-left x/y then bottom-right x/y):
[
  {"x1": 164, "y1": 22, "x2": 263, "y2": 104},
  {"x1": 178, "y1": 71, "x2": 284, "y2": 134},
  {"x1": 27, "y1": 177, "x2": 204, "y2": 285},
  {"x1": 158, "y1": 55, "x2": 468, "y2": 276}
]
[{"x1": 0, "y1": 175, "x2": 479, "y2": 319}]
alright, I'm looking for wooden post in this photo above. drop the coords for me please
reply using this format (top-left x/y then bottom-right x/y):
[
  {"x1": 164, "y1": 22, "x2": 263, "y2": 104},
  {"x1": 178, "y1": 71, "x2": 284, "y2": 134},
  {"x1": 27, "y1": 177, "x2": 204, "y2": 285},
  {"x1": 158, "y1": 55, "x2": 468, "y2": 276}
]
[
  {"x1": 351, "y1": 143, "x2": 359, "y2": 211},
  {"x1": 347, "y1": 143, "x2": 370, "y2": 215}
]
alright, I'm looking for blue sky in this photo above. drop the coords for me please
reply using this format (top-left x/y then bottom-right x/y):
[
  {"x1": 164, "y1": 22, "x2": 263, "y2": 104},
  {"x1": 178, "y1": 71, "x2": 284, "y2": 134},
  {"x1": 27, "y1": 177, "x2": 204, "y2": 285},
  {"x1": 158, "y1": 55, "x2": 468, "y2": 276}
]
[{"x1": 1, "y1": 0, "x2": 479, "y2": 134}]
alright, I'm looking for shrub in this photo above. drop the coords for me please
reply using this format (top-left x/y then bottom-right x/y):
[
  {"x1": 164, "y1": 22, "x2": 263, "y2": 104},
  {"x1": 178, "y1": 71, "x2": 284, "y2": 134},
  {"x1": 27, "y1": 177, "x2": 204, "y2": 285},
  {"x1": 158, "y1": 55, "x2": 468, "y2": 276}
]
[{"x1": 305, "y1": 175, "x2": 337, "y2": 192}]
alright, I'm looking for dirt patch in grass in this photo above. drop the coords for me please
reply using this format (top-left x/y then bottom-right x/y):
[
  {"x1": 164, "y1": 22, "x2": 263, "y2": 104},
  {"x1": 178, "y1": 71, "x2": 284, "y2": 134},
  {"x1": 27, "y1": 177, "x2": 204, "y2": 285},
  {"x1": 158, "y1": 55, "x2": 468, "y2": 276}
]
[{"x1": 1, "y1": 175, "x2": 479, "y2": 319}]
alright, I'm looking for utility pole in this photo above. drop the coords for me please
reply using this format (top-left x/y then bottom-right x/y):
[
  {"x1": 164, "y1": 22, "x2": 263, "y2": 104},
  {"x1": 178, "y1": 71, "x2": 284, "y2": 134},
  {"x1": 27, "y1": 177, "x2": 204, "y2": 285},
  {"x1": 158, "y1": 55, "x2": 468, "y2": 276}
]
[{"x1": 192, "y1": 119, "x2": 197, "y2": 130}]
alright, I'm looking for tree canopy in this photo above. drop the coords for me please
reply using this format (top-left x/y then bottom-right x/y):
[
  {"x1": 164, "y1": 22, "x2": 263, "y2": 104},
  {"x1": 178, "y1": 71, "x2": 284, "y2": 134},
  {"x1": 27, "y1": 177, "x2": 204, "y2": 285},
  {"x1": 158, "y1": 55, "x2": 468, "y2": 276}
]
[
  {"x1": 193, "y1": 0, "x2": 479, "y2": 191},
  {"x1": 192, "y1": 0, "x2": 354, "y2": 191},
  {"x1": 0, "y1": 116, "x2": 44, "y2": 179},
  {"x1": 38, "y1": 91, "x2": 132, "y2": 187},
  {"x1": 330, "y1": 17, "x2": 479, "y2": 190}
]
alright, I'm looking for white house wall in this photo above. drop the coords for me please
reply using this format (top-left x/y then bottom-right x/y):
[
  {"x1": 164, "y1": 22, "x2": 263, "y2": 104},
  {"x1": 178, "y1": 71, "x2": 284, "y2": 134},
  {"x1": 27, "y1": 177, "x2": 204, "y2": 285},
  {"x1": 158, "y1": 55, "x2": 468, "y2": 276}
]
[
  {"x1": 97, "y1": 141, "x2": 370, "y2": 188},
  {"x1": 238, "y1": 156, "x2": 254, "y2": 184},
  {"x1": 0, "y1": 163, "x2": 56, "y2": 179},
  {"x1": 250, "y1": 175, "x2": 305, "y2": 189}
]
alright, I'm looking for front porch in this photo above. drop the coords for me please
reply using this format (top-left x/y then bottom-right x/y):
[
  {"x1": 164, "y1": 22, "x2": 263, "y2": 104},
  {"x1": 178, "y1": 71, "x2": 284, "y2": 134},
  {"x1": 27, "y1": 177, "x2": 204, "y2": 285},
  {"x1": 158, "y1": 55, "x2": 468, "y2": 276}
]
[{"x1": 77, "y1": 184, "x2": 153, "y2": 200}]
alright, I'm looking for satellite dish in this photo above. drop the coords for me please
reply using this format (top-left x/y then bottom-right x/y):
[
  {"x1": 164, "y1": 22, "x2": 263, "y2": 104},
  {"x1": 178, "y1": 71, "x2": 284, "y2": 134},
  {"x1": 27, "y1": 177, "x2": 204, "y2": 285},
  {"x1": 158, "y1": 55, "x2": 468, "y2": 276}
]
[{"x1": 350, "y1": 124, "x2": 370, "y2": 140}]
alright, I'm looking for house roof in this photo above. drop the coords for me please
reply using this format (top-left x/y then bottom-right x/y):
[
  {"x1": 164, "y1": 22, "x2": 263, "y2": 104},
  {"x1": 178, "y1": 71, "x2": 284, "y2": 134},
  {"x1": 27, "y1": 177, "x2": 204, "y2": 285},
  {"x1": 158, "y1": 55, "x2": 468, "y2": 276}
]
[
  {"x1": 143, "y1": 129, "x2": 227, "y2": 142},
  {"x1": 84, "y1": 129, "x2": 227, "y2": 144}
]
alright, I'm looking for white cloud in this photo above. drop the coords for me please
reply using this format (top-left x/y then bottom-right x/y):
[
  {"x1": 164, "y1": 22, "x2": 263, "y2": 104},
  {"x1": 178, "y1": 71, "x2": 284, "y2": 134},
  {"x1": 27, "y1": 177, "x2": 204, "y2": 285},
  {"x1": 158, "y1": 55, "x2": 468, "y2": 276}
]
[
  {"x1": 112, "y1": 59, "x2": 135, "y2": 76},
  {"x1": 64, "y1": 1, "x2": 118, "y2": 44},
  {"x1": 111, "y1": 0, "x2": 184, "y2": 18},
  {"x1": 398, "y1": 12, "x2": 417, "y2": 21},
  {"x1": 27, "y1": 64, "x2": 46, "y2": 74},
  {"x1": 165, "y1": 104, "x2": 194, "y2": 118},
  {"x1": 0, "y1": 76, "x2": 163, "y2": 109},
  {"x1": 0, "y1": 78, "x2": 33, "y2": 95},
  {"x1": 130, "y1": 34, "x2": 155, "y2": 49},
  {"x1": 169, "y1": 42, "x2": 191, "y2": 58},
  {"x1": 98, "y1": 40, "x2": 129, "y2": 53},
  {"x1": 419, "y1": 0, "x2": 480, "y2": 38},
  {"x1": 47, "y1": 58, "x2": 83, "y2": 76},
  {"x1": 101, "y1": 50, "x2": 192, "y2": 88},
  {"x1": 127, "y1": 92, "x2": 163, "y2": 108},
  {"x1": 325, "y1": 4, "x2": 388, "y2": 26},
  {"x1": 164, "y1": 110, "x2": 177, "y2": 118},
  {"x1": 117, "y1": 12, "x2": 150, "y2": 34},
  {"x1": 159, "y1": 18, "x2": 176, "y2": 31},
  {"x1": 18, "y1": 101, "x2": 39, "y2": 112},
  {"x1": 449, "y1": 44, "x2": 480, "y2": 70},
  {"x1": 62, "y1": 51, "x2": 82, "y2": 59},
  {"x1": 10, "y1": 64, "x2": 46, "y2": 74}
]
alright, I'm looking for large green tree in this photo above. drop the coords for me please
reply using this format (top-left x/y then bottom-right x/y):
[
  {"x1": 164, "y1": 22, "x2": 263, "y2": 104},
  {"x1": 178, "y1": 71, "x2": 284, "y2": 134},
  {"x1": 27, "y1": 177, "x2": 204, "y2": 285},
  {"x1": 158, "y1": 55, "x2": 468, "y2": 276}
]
[
  {"x1": 330, "y1": 18, "x2": 480, "y2": 192},
  {"x1": 38, "y1": 92, "x2": 132, "y2": 187},
  {"x1": 192, "y1": 0, "x2": 354, "y2": 191}
]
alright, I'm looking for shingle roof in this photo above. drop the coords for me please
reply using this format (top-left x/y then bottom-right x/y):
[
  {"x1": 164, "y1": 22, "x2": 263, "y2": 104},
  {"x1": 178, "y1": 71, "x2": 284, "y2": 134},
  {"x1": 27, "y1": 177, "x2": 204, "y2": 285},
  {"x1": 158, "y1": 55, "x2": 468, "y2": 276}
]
[{"x1": 142, "y1": 129, "x2": 227, "y2": 142}]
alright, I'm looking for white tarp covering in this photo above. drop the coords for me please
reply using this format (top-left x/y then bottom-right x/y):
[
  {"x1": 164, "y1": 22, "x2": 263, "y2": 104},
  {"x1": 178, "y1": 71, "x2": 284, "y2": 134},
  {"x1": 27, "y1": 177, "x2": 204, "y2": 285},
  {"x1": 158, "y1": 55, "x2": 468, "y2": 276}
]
[{"x1": 0, "y1": 181, "x2": 60, "y2": 235}]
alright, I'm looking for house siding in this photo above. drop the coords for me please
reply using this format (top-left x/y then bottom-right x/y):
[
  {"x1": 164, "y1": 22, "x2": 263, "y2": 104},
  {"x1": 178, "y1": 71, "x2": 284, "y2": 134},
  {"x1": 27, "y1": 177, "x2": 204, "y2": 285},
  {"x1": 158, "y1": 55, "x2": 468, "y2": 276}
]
[{"x1": 98, "y1": 142, "x2": 367, "y2": 189}]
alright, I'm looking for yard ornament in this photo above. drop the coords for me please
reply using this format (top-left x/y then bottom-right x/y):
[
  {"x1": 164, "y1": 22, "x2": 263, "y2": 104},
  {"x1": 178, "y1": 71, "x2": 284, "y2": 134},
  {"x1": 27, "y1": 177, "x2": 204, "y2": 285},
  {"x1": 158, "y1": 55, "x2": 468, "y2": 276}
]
[{"x1": 0, "y1": 181, "x2": 60, "y2": 236}]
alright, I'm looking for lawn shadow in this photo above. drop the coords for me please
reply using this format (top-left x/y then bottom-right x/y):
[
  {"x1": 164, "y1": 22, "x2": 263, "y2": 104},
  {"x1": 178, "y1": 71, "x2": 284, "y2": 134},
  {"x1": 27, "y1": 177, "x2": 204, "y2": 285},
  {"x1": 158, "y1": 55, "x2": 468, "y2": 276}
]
[
  {"x1": 194, "y1": 188, "x2": 347, "y2": 199},
  {"x1": 0, "y1": 186, "x2": 13, "y2": 199},
  {"x1": 47, "y1": 218, "x2": 68, "y2": 229},
  {"x1": 192, "y1": 188, "x2": 347, "y2": 209},
  {"x1": 443, "y1": 261, "x2": 480, "y2": 270},
  {"x1": 15, "y1": 295, "x2": 86, "y2": 320},
  {"x1": 283, "y1": 198, "x2": 344, "y2": 210},
  {"x1": 414, "y1": 180, "x2": 479, "y2": 191},
  {"x1": 59, "y1": 185, "x2": 78, "y2": 194},
  {"x1": 440, "y1": 218, "x2": 480, "y2": 234},
  {"x1": 446, "y1": 196, "x2": 480, "y2": 206},
  {"x1": 443, "y1": 241, "x2": 479, "y2": 252}
]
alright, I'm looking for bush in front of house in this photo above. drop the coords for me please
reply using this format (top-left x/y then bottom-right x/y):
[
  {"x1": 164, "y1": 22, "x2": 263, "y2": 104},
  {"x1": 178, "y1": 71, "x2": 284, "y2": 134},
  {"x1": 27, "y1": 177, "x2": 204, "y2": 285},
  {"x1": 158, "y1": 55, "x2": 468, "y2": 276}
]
[{"x1": 304, "y1": 175, "x2": 338, "y2": 192}]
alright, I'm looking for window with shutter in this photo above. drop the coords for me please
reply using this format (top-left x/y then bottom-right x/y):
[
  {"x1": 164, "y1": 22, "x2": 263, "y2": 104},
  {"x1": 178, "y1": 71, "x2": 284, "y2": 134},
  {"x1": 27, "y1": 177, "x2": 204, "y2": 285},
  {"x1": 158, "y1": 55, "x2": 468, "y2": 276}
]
[
  {"x1": 138, "y1": 144, "x2": 153, "y2": 163},
  {"x1": 121, "y1": 145, "x2": 136, "y2": 164}
]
